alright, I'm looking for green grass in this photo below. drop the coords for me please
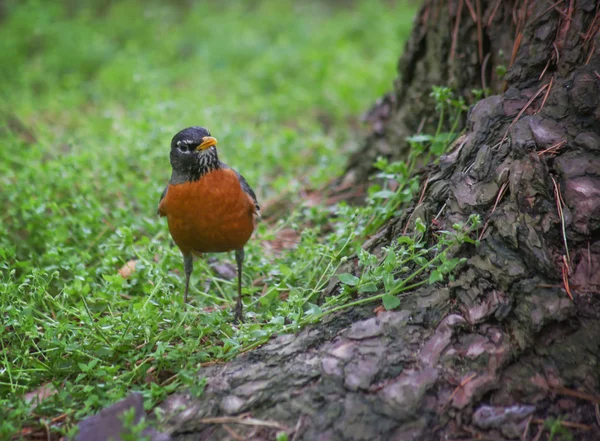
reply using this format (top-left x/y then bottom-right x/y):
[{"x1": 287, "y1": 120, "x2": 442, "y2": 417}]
[{"x1": 0, "y1": 0, "x2": 428, "y2": 437}]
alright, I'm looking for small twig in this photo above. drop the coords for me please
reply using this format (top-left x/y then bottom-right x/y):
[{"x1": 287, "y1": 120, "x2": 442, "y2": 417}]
[
  {"x1": 478, "y1": 181, "x2": 509, "y2": 241},
  {"x1": 481, "y1": 52, "x2": 491, "y2": 90},
  {"x1": 586, "y1": 41, "x2": 596, "y2": 65},
  {"x1": 518, "y1": 0, "x2": 530, "y2": 33},
  {"x1": 537, "y1": 140, "x2": 566, "y2": 157},
  {"x1": 42, "y1": 420, "x2": 51, "y2": 441},
  {"x1": 491, "y1": 182, "x2": 509, "y2": 214},
  {"x1": 49, "y1": 413, "x2": 68, "y2": 424},
  {"x1": 450, "y1": 0, "x2": 465, "y2": 63},
  {"x1": 539, "y1": 57, "x2": 552, "y2": 81},
  {"x1": 475, "y1": 0, "x2": 483, "y2": 63},
  {"x1": 416, "y1": 116, "x2": 426, "y2": 134},
  {"x1": 417, "y1": 179, "x2": 429, "y2": 206},
  {"x1": 487, "y1": 0, "x2": 502, "y2": 27},
  {"x1": 563, "y1": 0, "x2": 575, "y2": 41},
  {"x1": 464, "y1": 0, "x2": 477, "y2": 22},
  {"x1": 478, "y1": 219, "x2": 490, "y2": 241},
  {"x1": 539, "y1": 75, "x2": 554, "y2": 111},
  {"x1": 512, "y1": 0, "x2": 520, "y2": 26},
  {"x1": 551, "y1": 176, "x2": 570, "y2": 265},
  {"x1": 531, "y1": 424, "x2": 544, "y2": 441},
  {"x1": 160, "y1": 373, "x2": 178, "y2": 387},
  {"x1": 500, "y1": 83, "x2": 549, "y2": 146},
  {"x1": 595, "y1": 403, "x2": 600, "y2": 428},
  {"x1": 531, "y1": 418, "x2": 592, "y2": 431},
  {"x1": 509, "y1": 32, "x2": 524, "y2": 69},
  {"x1": 552, "y1": 42, "x2": 561, "y2": 64},
  {"x1": 446, "y1": 372, "x2": 478, "y2": 407},
  {"x1": 434, "y1": 203, "x2": 447, "y2": 220},
  {"x1": 291, "y1": 415, "x2": 306, "y2": 441},
  {"x1": 403, "y1": 178, "x2": 429, "y2": 235},
  {"x1": 562, "y1": 255, "x2": 573, "y2": 300},
  {"x1": 552, "y1": 386, "x2": 600, "y2": 403},
  {"x1": 222, "y1": 424, "x2": 244, "y2": 441},
  {"x1": 522, "y1": 415, "x2": 533, "y2": 441},
  {"x1": 198, "y1": 416, "x2": 290, "y2": 431},
  {"x1": 582, "y1": 6, "x2": 599, "y2": 41},
  {"x1": 533, "y1": 0, "x2": 565, "y2": 23}
]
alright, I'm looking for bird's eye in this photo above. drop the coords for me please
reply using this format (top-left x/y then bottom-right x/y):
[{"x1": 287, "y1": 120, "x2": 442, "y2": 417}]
[{"x1": 178, "y1": 144, "x2": 190, "y2": 153}]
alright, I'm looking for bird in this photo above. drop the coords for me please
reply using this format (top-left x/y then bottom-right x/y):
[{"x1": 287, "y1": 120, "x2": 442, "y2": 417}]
[{"x1": 157, "y1": 126, "x2": 260, "y2": 322}]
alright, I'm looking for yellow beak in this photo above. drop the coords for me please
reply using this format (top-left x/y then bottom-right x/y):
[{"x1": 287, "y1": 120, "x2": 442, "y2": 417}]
[{"x1": 197, "y1": 136, "x2": 218, "y2": 151}]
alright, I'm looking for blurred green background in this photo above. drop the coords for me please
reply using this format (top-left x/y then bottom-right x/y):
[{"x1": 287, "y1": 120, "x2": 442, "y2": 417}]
[{"x1": 0, "y1": 0, "x2": 417, "y2": 437}]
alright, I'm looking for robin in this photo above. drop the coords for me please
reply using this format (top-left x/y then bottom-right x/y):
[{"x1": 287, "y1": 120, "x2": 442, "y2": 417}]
[{"x1": 158, "y1": 126, "x2": 260, "y2": 322}]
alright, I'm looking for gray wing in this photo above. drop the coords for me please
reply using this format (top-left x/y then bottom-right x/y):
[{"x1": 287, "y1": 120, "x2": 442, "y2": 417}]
[
  {"x1": 157, "y1": 185, "x2": 168, "y2": 216},
  {"x1": 234, "y1": 170, "x2": 260, "y2": 214}
]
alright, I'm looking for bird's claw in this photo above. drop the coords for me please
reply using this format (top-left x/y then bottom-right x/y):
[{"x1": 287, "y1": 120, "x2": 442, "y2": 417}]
[{"x1": 233, "y1": 300, "x2": 243, "y2": 324}]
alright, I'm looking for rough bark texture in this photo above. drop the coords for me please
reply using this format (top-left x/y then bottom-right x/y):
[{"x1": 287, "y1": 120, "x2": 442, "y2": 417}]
[{"x1": 153, "y1": 2, "x2": 600, "y2": 440}]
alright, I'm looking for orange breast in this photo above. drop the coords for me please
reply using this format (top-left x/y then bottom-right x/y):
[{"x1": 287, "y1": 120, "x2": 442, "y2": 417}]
[{"x1": 159, "y1": 169, "x2": 256, "y2": 254}]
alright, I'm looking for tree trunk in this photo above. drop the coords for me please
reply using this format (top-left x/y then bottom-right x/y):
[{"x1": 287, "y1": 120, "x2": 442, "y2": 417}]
[{"x1": 156, "y1": 2, "x2": 600, "y2": 440}]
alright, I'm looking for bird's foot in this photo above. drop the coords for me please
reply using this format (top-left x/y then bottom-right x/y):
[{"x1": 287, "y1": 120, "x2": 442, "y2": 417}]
[{"x1": 233, "y1": 299, "x2": 244, "y2": 324}]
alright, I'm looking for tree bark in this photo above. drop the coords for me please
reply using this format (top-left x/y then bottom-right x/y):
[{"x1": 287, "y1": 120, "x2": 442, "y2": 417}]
[{"x1": 157, "y1": 2, "x2": 600, "y2": 440}]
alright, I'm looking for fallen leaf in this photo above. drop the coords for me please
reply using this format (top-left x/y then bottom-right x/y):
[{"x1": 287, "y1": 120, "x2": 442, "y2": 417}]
[
  {"x1": 210, "y1": 261, "x2": 237, "y2": 280},
  {"x1": 373, "y1": 305, "x2": 386, "y2": 315},
  {"x1": 262, "y1": 228, "x2": 301, "y2": 257},
  {"x1": 118, "y1": 260, "x2": 137, "y2": 278},
  {"x1": 24, "y1": 383, "x2": 57, "y2": 407}
]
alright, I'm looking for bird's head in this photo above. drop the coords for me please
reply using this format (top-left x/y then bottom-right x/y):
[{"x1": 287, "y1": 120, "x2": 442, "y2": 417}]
[{"x1": 170, "y1": 126, "x2": 220, "y2": 180}]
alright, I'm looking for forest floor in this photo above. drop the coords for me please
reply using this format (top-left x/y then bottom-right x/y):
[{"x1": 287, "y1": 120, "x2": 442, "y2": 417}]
[{"x1": 0, "y1": 1, "x2": 419, "y2": 438}]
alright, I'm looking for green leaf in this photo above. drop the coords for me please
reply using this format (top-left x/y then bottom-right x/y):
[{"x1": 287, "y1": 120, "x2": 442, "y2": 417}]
[
  {"x1": 276, "y1": 432, "x2": 289, "y2": 441},
  {"x1": 250, "y1": 329, "x2": 268, "y2": 338},
  {"x1": 406, "y1": 134, "x2": 432, "y2": 144},
  {"x1": 382, "y1": 294, "x2": 400, "y2": 310},
  {"x1": 305, "y1": 303, "x2": 323, "y2": 316},
  {"x1": 415, "y1": 218, "x2": 426, "y2": 233},
  {"x1": 371, "y1": 190, "x2": 395, "y2": 199},
  {"x1": 428, "y1": 270, "x2": 443, "y2": 284},
  {"x1": 338, "y1": 273, "x2": 359, "y2": 286},
  {"x1": 358, "y1": 282, "x2": 378, "y2": 293}
]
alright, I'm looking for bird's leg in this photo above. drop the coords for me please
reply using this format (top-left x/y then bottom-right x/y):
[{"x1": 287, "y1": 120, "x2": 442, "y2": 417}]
[
  {"x1": 234, "y1": 248, "x2": 245, "y2": 323},
  {"x1": 183, "y1": 253, "x2": 193, "y2": 307}
]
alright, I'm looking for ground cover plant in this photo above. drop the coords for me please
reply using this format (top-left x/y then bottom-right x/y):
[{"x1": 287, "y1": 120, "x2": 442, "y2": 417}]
[{"x1": 0, "y1": 0, "x2": 473, "y2": 437}]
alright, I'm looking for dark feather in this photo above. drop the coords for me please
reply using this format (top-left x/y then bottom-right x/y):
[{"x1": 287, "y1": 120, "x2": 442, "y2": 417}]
[{"x1": 157, "y1": 185, "x2": 168, "y2": 215}]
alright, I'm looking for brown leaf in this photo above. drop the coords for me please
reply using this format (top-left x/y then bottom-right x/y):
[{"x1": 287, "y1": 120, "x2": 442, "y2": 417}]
[
  {"x1": 24, "y1": 383, "x2": 57, "y2": 407},
  {"x1": 118, "y1": 260, "x2": 137, "y2": 278},
  {"x1": 373, "y1": 305, "x2": 386, "y2": 315},
  {"x1": 262, "y1": 228, "x2": 300, "y2": 257}
]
